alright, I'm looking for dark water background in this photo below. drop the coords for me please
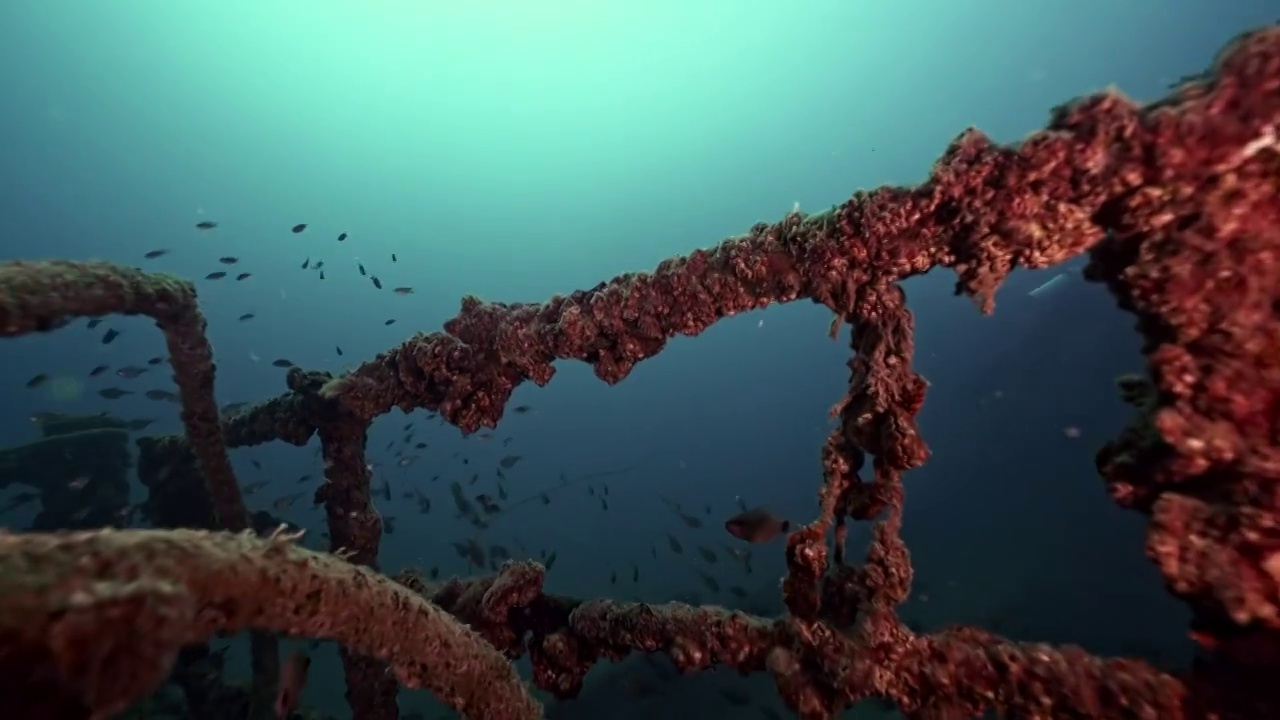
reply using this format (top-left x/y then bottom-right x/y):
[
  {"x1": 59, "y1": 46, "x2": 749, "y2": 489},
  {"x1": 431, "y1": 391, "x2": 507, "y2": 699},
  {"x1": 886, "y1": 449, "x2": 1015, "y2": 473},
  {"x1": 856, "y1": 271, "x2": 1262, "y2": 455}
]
[{"x1": 1, "y1": 3, "x2": 1276, "y2": 718}]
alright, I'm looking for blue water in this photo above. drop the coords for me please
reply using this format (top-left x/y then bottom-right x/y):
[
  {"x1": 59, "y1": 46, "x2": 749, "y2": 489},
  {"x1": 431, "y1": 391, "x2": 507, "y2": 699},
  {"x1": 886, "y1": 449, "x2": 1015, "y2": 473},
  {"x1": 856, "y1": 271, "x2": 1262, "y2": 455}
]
[{"x1": 1, "y1": 3, "x2": 1275, "y2": 718}]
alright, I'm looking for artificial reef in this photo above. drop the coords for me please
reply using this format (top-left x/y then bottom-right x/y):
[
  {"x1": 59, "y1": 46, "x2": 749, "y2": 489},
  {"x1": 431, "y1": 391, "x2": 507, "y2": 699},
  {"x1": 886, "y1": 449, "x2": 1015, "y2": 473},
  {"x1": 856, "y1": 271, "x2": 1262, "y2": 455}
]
[{"x1": 1, "y1": 23, "x2": 1279, "y2": 720}]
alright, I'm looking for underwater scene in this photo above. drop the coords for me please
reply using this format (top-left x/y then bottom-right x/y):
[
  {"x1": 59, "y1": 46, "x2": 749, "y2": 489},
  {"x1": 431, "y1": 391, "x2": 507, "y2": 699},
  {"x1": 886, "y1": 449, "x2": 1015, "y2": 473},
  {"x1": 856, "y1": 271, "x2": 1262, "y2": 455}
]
[{"x1": 2, "y1": 3, "x2": 1279, "y2": 720}]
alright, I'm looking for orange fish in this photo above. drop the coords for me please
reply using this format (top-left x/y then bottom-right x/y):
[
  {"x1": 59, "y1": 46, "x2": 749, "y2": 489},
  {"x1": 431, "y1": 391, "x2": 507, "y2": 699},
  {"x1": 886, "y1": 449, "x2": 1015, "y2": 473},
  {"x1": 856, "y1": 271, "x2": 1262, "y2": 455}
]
[
  {"x1": 724, "y1": 508, "x2": 790, "y2": 543},
  {"x1": 275, "y1": 651, "x2": 311, "y2": 718}
]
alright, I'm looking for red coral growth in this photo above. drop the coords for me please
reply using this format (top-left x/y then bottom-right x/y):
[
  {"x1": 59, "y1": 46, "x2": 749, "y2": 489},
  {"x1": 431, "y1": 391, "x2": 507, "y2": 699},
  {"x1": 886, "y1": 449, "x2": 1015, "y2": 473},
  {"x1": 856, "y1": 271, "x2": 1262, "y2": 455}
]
[
  {"x1": 395, "y1": 559, "x2": 1186, "y2": 719},
  {"x1": 3, "y1": 22, "x2": 1279, "y2": 720},
  {"x1": 275, "y1": 23, "x2": 1280, "y2": 719},
  {"x1": 356, "y1": 24, "x2": 1279, "y2": 718}
]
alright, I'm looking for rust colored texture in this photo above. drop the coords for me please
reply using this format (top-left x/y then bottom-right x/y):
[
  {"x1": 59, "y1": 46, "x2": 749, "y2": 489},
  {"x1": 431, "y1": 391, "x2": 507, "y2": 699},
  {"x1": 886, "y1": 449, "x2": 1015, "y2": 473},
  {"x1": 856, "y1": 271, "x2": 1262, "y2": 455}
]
[
  {"x1": 317, "y1": 411, "x2": 400, "y2": 720},
  {"x1": 0, "y1": 261, "x2": 282, "y2": 719},
  {"x1": 0, "y1": 261, "x2": 249, "y2": 532},
  {"x1": 287, "y1": 364, "x2": 402, "y2": 719},
  {"x1": 0, "y1": 22, "x2": 1277, "y2": 720},
  {"x1": 0, "y1": 528, "x2": 543, "y2": 720},
  {"x1": 394, "y1": 561, "x2": 1185, "y2": 719}
]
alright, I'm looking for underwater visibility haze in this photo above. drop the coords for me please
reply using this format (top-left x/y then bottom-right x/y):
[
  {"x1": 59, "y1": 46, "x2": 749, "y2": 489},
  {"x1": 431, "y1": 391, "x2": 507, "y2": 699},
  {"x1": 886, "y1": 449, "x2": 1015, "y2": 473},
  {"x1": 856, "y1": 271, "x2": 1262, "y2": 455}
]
[{"x1": 1, "y1": 2, "x2": 1279, "y2": 719}]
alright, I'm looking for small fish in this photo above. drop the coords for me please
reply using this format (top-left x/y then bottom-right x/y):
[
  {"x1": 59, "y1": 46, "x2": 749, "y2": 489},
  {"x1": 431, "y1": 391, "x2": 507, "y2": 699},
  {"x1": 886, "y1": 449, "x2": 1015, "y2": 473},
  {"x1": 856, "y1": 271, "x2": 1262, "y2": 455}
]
[
  {"x1": 275, "y1": 651, "x2": 311, "y2": 718},
  {"x1": 337, "y1": 232, "x2": 347, "y2": 242},
  {"x1": 319, "y1": 270, "x2": 325, "y2": 280},
  {"x1": 335, "y1": 346, "x2": 343, "y2": 356},
  {"x1": 391, "y1": 253, "x2": 397, "y2": 263},
  {"x1": 88, "y1": 365, "x2": 109, "y2": 377},
  {"x1": 25, "y1": 373, "x2": 49, "y2": 388},
  {"x1": 272, "y1": 491, "x2": 306, "y2": 510},
  {"x1": 393, "y1": 287, "x2": 414, "y2": 295},
  {"x1": 86, "y1": 318, "x2": 103, "y2": 329},
  {"x1": 115, "y1": 365, "x2": 148, "y2": 379},
  {"x1": 272, "y1": 359, "x2": 294, "y2": 368},
  {"x1": 357, "y1": 262, "x2": 366, "y2": 276},
  {"x1": 144, "y1": 389, "x2": 179, "y2": 402},
  {"x1": 498, "y1": 455, "x2": 522, "y2": 469},
  {"x1": 205, "y1": 271, "x2": 227, "y2": 280},
  {"x1": 725, "y1": 507, "x2": 791, "y2": 544},
  {"x1": 218, "y1": 256, "x2": 239, "y2": 265},
  {"x1": 146, "y1": 356, "x2": 165, "y2": 365},
  {"x1": 102, "y1": 328, "x2": 120, "y2": 344},
  {"x1": 371, "y1": 276, "x2": 382, "y2": 289},
  {"x1": 301, "y1": 257, "x2": 310, "y2": 269},
  {"x1": 195, "y1": 221, "x2": 218, "y2": 230},
  {"x1": 512, "y1": 405, "x2": 531, "y2": 414},
  {"x1": 384, "y1": 319, "x2": 395, "y2": 326},
  {"x1": 236, "y1": 272, "x2": 252, "y2": 281},
  {"x1": 476, "y1": 493, "x2": 502, "y2": 515},
  {"x1": 291, "y1": 223, "x2": 307, "y2": 234},
  {"x1": 239, "y1": 313, "x2": 255, "y2": 322},
  {"x1": 98, "y1": 387, "x2": 133, "y2": 399},
  {"x1": 696, "y1": 568, "x2": 720, "y2": 593},
  {"x1": 144, "y1": 249, "x2": 170, "y2": 259}
]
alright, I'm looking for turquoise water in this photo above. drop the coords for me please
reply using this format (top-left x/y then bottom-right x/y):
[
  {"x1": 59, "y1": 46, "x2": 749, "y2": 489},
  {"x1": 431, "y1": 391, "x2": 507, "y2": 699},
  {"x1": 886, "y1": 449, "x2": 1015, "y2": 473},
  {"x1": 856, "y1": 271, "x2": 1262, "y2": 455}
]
[{"x1": 0, "y1": 3, "x2": 1275, "y2": 718}]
